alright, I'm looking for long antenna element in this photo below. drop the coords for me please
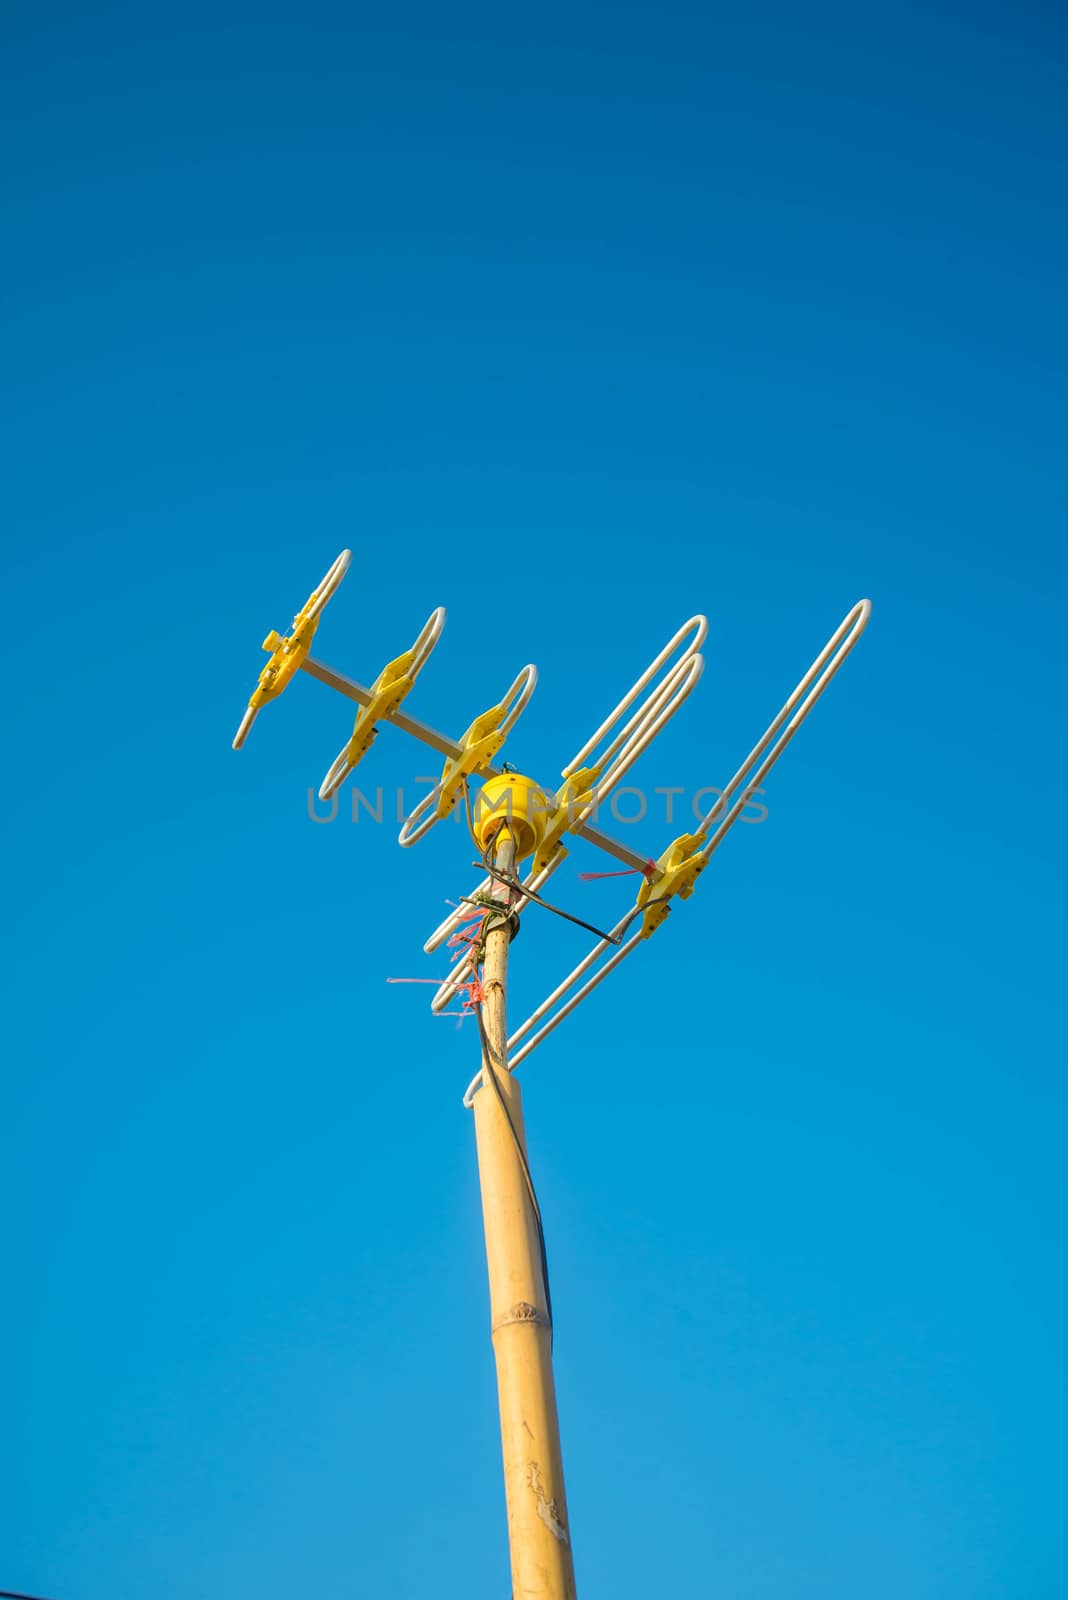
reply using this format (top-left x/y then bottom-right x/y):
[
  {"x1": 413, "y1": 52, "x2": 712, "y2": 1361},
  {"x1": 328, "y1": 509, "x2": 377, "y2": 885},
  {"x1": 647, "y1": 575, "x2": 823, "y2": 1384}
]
[{"x1": 228, "y1": 548, "x2": 871, "y2": 1597}]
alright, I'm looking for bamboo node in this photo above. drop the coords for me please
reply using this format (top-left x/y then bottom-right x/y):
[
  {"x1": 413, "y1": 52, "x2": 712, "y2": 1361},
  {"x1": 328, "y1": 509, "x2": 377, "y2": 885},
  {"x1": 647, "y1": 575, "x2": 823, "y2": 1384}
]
[{"x1": 494, "y1": 1301, "x2": 549, "y2": 1331}]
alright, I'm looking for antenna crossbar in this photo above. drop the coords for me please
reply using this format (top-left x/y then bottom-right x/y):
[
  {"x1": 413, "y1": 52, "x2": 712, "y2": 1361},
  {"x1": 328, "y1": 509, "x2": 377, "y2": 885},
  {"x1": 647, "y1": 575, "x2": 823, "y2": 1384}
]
[{"x1": 301, "y1": 653, "x2": 651, "y2": 873}]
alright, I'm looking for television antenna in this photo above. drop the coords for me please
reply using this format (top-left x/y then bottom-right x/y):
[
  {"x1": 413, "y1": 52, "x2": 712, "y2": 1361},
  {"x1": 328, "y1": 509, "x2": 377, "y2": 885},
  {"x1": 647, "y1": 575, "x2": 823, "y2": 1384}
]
[{"x1": 230, "y1": 549, "x2": 870, "y2": 1598}]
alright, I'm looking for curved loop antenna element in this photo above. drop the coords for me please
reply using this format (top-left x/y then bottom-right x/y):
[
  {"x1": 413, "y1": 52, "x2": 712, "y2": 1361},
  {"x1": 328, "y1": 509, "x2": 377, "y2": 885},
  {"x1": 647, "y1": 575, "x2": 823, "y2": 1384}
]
[
  {"x1": 398, "y1": 665, "x2": 538, "y2": 847},
  {"x1": 318, "y1": 606, "x2": 446, "y2": 800},
  {"x1": 563, "y1": 613, "x2": 707, "y2": 788},
  {"x1": 467, "y1": 598, "x2": 871, "y2": 1094},
  {"x1": 232, "y1": 550, "x2": 351, "y2": 750},
  {"x1": 527, "y1": 615, "x2": 706, "y2": 881},
  {"x1": 693, "y1": 597, "x2": 871, "y2": 855}
]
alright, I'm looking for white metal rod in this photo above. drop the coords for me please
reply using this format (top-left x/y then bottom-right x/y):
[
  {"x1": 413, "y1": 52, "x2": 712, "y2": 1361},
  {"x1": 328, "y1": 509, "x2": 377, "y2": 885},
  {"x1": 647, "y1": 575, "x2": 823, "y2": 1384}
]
[
  {"x1": 696, "y1": 598, "x2": 871, "y2": 853},
  {"x1": 507, "y1": 909, "x2": 635, "y2": 1048},
  {"x1": 563, "y1": 614, "x2": 707, "y2": 776},
  {"x1": 306, "y1": 549, "x2": 352, "y2": 620},
  {"x1": 510, "y1": 931, "x2": 642, "y2": 1067},
  {"x1": 462, "y1": 926, "x2": 645, "y2": 1103},
  {"x1": 598, "y1": 654, "x2": 704, "y2": 798}
]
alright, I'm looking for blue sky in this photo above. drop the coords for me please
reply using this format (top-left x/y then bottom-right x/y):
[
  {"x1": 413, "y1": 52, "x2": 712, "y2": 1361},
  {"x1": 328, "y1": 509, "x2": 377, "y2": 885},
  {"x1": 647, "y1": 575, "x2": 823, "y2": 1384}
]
[{"x1": 3, "y1": 3, "x2": 1066, "y2": 1596}]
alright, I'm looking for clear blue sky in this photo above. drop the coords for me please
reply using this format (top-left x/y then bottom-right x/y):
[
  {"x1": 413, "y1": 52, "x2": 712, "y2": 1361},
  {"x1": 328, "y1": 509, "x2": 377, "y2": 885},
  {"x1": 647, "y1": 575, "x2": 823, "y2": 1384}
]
[{"x1": 3, "y1": 3, "x2": 1066, "y2": 1596}]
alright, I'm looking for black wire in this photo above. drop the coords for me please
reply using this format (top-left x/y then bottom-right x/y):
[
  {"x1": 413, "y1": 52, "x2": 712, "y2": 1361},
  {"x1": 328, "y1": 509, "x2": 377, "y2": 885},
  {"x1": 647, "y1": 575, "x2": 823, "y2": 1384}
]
[
  {"x1": 458, "y1": 893, "x2": 521, "y2": 954},
  {"x1": 461, "y1": 777, "x2": 624, "y2": 945},
  {"x1": 485, "y1": 859, "x2": 621, "y2": 945},
  {"x1": 0, "y1": 1590, "x2": 59, "y2": 1600},
  {"x1": 477, "y1": 844, "x2": 623, "y2": 946},
  {"x1": 474, "y1": 997, "x2": 554, "y2": 1339},
  {"x1": 470, "y1": 870, "x2": 556, "y2": 1340},
  {"x1": 471, "y1": 821, "x2": 678, "y2": 957}
]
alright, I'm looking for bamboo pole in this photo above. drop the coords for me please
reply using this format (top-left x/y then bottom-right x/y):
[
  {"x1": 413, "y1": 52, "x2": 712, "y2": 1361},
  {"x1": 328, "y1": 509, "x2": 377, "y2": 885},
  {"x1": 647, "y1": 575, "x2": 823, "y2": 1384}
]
[{"x1": 473, "y1": 829, "x2": 577, "y2": 1599}]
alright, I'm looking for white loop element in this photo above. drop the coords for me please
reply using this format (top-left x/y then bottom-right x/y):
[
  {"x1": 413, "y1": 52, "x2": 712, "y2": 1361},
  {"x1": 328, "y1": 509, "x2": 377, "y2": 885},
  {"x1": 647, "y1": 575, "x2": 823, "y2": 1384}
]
[
  {"x1": 397, "y1": 664, "x2": 538, "y2": 848},
  {"x1": 232, "y1": 707, "x2": 258, "y2": 753},
  {"x1": 470, "y1": 599, "x2": 872, "y2": 1091},
  {"x1": 396, "y1": 785, "x2": 441, "y2": 849},
  {"x1": 318, "y1": 606, "x2": 446, "y2": 800},
  {"x1": 318, "y1": 754, "x2": 348, "y2": 804},
  {"x1": 306, "y1": 549, "x2": 352, "y2": 621},
  {"x1": 694, "y1": 598, "x2": 871, "y2": 852},
  {"x1": 601, "y1": 650, "x2": 705, "y2": 797},
  {"x1": 499, "y1": 662, "x2": 539, "y2": 736},
  {"x1": 411, "y1": 605, "x2": 448, "y2": 675},
  {"x1": 563, "y1": 615, "x2": 707, "y2": 806}
]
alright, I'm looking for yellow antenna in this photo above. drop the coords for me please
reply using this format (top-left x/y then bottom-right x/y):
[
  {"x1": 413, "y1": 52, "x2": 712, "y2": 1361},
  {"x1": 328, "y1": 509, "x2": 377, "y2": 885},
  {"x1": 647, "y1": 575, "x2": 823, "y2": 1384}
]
[{"x1": 228, "y1": 552, "x2": 871, "y2": 1598}]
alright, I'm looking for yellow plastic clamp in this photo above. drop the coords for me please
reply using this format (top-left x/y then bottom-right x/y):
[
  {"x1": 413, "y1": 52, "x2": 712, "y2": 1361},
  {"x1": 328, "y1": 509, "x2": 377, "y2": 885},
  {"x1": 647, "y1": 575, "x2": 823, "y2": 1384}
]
[
  {"x1": 232, "y1": 551, "x2": 350, "y2": 749},
  {"x1": 318, "y1": 606, "x2": 446, "y2": 800},
  {"x1": 530, "y1": 764, "x2": 602, "y2": 878},
  {"x1": 341, "y1": 647, "x2": 419, "y2": 773},
  {"x1": 434, "y1": 705, "x2": 509, "y2": 820},
  {"x1": 635, "y1": 829, "x2": 708, "y2": 939}
]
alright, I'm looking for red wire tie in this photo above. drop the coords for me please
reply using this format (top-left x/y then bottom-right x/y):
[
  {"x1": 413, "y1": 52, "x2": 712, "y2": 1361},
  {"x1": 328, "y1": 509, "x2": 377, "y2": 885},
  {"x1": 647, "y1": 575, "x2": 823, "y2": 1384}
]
[
  {"x1": 463, "y1": 976, "x2": 485, "y2": 1008},
  {"x1": 386, "y1": 970, "x2": 486, "y2": 1015},
  {"x1": 436, "y1": 971, "x2": 485, "y2": 1020},
  {"x1": 448, "y1": 912, "x2": 486, "y2": 945},
  {"x1": 578, "y1": 859, "x2": 657, "y2": 881}
]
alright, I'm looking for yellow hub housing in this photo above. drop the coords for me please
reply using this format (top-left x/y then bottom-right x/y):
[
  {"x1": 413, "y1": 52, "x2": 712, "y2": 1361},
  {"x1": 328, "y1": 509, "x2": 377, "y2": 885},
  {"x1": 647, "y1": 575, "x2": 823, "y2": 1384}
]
[{"x1": 473, "y1": 772, "x2": 551, "y2": 863}]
